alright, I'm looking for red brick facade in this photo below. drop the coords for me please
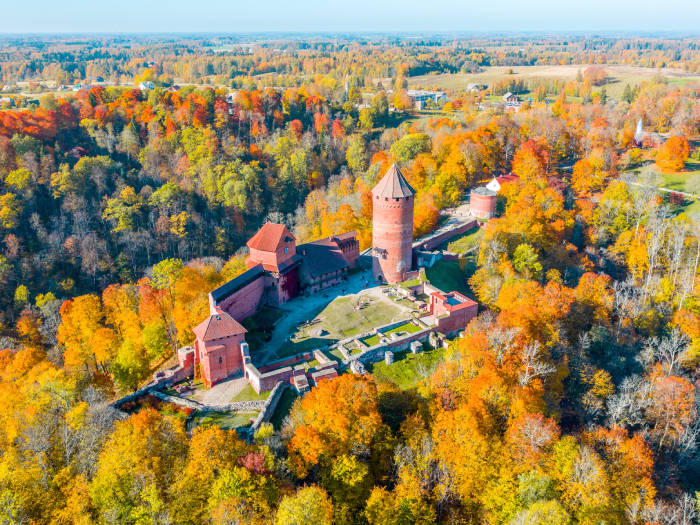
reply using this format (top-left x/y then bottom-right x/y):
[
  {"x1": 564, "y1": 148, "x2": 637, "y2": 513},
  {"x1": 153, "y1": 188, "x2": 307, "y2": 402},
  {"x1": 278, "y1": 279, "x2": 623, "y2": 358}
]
[
  {"x1": 193, "y1": 312, "x2": 247, "y2": 387},
  {"x1": 430, "y1": 291, "x2": 478, "y2": 335},
  {"x1": 372, "y1": 165, "x2": 415, "y2": 283},
  {"x1": 469, "y1": 187, "x2": 497, "y2": 219}
]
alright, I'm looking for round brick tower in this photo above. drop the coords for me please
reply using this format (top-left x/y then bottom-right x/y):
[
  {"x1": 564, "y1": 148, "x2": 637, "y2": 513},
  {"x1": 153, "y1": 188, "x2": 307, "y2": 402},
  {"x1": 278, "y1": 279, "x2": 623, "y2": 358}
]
[{"x1": 372, "y1": 164, "x2": 415, "y2": 283}]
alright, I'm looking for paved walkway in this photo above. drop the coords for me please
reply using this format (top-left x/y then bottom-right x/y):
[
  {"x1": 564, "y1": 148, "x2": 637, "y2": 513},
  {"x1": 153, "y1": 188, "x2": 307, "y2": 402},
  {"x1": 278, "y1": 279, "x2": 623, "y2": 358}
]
[
  {"x1": 627, "y1": 180, "x2": 698, "y2": 199},
  {"x1": 192, "y1": 375, "x2": 249, "y2": 406}
]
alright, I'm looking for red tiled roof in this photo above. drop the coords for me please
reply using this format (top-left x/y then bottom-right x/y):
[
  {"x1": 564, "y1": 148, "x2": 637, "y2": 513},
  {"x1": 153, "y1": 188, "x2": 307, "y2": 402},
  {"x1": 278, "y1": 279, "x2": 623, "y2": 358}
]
[
  {"x1": 372, "y1": 164, "x2": 415, "y2": 199},
  {"x1": 496, "y1": 174, "x2": 519, "y2": 185},
  {"x1": 247, "y1": 222, "x2": 295, "y2": 252},
  {"x1": 193, "y1": 311, "x2": 247, "y2": 341},
  {"x1": 431, "y1": 291, "x2": 478, "y2": 311}
]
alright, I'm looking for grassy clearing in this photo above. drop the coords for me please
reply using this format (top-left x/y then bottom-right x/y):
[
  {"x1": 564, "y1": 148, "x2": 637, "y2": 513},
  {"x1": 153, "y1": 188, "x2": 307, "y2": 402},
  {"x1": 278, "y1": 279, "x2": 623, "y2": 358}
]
[
  {"x1": 445, "y1": 227, "x2": 483, "y2": 255},
  {"x1": 659, "y1": 160, "x2": 700, "y2": 192},
  {"x1": 275, "y1": 295, "x2": 405, "y2": 358},
  {"x1": 362, "y1": 320, "x2": 422, "y2": 347},
  {"x1": 368, "y1": 347, "x2": 446, "y2": 389},
  {"x1": 231, "y1": 384, "x2": 270, "y2": 402}
]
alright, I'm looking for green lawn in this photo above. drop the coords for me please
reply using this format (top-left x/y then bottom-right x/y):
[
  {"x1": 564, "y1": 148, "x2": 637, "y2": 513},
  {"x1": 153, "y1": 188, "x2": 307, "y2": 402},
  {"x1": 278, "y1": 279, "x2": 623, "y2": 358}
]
[
  {"x1": 361, "y1": 320, "x2": 423, "y2": 347},
  {"x1": 301, "y1": 296, "x2": 404, "y2": 339},
  {"x1": 445, "y1": 227, "x2": 483, "y2": 255},
  {"x1": 627, "y1": 160, "x2": 700, "y2": 216},
  {"x1": 368, "y1": 347, "x2": 446, "y2": 389},
  {"x1": 425, "y1": 259, "x2": 470, "y2": 295},
  {"x1": 659, "y1": 160, "x2": 700, "y2": 192},
  {"x1": 231, "y1": 384, "x2": 270, "y2": 402}
]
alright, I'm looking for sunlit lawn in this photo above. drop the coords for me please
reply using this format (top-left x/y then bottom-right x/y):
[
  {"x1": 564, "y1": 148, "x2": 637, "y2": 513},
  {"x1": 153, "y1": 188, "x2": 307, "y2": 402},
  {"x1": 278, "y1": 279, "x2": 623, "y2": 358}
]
[
  {"x1": 445, "y1": 227, "x2": 483, "y2": 255},
  {"x1": 367, "y1": 347, "x2": 446, "y2": 389},
  {"x1": 231, "y1": 384, "x2": 270, "y2": 402}
]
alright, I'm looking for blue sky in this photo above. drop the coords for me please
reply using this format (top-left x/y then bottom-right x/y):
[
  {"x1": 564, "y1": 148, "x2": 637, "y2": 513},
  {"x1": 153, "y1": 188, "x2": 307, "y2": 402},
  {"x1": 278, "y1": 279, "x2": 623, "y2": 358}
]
[{"x1": 2, "y1": 0, "x2": 699, "y2": 33}]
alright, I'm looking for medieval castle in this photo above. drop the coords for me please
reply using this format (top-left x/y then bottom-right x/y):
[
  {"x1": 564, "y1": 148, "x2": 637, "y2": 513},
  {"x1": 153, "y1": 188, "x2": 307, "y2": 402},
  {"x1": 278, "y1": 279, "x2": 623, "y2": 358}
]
[{"x1": 156, "y1": 164, "x2": 478, "y2": 393}]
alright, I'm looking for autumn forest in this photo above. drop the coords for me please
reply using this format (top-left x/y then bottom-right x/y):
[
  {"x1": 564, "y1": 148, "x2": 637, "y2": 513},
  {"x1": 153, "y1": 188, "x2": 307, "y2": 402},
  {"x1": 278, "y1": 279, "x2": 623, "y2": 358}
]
[{"x1": 0, "y1": 32, "x2": 700, "y2": 524}]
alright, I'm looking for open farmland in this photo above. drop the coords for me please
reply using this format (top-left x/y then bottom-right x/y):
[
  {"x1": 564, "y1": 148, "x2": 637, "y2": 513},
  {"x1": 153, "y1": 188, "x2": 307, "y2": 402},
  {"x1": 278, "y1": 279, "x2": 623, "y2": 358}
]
[{"x1": 408, "y1": 65, "x2": 700, "y2": 99}]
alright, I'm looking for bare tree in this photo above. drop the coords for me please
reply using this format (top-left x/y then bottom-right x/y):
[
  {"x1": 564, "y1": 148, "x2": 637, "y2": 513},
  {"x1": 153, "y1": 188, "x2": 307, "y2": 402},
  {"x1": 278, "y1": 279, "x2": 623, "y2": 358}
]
[
  {"x1": 645, "y1": 328, "x2": 690, "y2": 376},
  {"x1": 488, "y1": 326, "x2": 521, "y2": 364},
  {"x1": 643, "y1": 493, "x2": 698, "y2": 525},
  {"x1": 518, "y1": 341, "x2": 556, "y2": 387}
]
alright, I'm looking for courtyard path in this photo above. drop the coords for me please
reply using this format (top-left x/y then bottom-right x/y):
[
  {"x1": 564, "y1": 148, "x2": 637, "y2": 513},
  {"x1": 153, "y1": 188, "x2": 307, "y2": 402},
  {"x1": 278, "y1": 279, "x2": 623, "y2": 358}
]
[
  {"x1": 253, "y1": 268, "x2": 374, "y2": 365},
  {"x1": 192, "y1": 375, "x2": 249, "y2": 406}
]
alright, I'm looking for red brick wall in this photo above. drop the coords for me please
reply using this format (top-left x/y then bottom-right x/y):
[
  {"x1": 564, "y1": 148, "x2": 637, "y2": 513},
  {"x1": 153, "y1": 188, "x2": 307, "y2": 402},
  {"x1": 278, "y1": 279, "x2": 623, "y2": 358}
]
[
  {"x1": 274, "y1": 267, "x2": 299, "y2": 305},
  {"x1": 247, "y1": 238, "x2": 296, "y2": 271},
  {"x1": 435, "y1": 302, "x2": 478, "y2": 335},
  {"x1": 418, "y1": 219, "x2": 478, "y2": 251},
  {"x1": 340, "y1": 239, "x2": 360, "y2": 268},
  {"x1": 196, "y1": 333, "x2": 246, "y2": 387},
  {"x1": 470, "y1": 191, "x2": 497, "y2": 219},
  {"x1": 372, "y1": 194, "x2": 414, "y2": 283},
  {"x1": 212, "y1": 273, "x2": 270, "y2": 320}
]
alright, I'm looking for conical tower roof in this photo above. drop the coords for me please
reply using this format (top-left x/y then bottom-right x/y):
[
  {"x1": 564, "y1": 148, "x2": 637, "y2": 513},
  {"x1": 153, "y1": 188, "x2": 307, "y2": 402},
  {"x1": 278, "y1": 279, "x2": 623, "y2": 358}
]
[{"x1": 372, "y1": 164, "x2": 415, "y2": 199}]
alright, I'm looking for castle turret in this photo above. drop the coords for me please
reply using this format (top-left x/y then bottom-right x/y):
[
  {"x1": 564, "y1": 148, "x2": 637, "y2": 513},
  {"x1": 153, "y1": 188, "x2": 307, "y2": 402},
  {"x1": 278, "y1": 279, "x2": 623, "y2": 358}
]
[{"x1": 372, "y1": 164, "x2": 415, "y2": 283}]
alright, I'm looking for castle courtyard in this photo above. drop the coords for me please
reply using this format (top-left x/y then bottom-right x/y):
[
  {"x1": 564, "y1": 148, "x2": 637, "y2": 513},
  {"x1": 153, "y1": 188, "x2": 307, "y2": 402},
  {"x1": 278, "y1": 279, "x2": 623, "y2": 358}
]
[{"x1": 252, "y1": 264, "x2": 420, "y2": 364}]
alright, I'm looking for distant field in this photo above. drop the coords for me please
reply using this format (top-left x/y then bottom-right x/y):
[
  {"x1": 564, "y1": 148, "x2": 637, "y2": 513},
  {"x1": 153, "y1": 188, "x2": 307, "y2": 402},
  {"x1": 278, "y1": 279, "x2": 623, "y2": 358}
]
[
  {"x1": 626, "y1": 159, "x2": 700, "y2": 216},
  {"x1": 408, "y1": 65, "x2": 700, "y2": 100}
]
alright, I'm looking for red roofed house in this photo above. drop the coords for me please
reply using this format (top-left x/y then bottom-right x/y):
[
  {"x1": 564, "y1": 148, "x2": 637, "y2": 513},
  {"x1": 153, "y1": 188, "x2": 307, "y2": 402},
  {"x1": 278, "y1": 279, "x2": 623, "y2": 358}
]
[
  {"x1": 193, "y1": 311, "x2": 248, "y2": 387},
  {"x1": 486, "y1": 173, "x2": 519, "y2": 193},
  {"x1": 245, "y1": 222, "x2": 301, "y2": 305},
  {"x1": 430, "y1": 290, "x2": 478, "y2": 335}
]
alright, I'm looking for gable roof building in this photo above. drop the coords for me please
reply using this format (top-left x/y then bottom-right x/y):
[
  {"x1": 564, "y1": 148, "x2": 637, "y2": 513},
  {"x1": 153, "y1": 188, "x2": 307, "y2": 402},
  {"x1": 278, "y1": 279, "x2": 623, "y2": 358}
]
[
  {"x1": 193, "y1": 311, "x2": 247, "y2": 342},
  {"x1": 247, "y1": 222, "x2": 295, "y2": 252}
]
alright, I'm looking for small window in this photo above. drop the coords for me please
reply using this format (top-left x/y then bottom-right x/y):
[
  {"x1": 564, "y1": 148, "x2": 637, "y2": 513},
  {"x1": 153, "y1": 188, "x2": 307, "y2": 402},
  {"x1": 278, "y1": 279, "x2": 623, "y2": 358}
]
[
  {"x1": 219, "y1": 356, "x2": 222, "y2": 364},
  {"x1": 284, "y1": 246, "x2": 289, "y2": 254}
]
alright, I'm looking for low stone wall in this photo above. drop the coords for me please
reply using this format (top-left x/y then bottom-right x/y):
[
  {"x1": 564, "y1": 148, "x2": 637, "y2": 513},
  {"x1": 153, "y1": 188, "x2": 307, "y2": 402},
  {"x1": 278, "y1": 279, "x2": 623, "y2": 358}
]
[
  {"x1": 258, "y1": 351, "x2": 314, "y2": 373},
  {"x1": 250, "y1": 381, "x2": 288, "y2": 433},
  {"x1": 150, "y1": 390, "x2": 267, "y2": 412},
  {"x1": 339, "y1": 328, "x2": 431, "y2": 368},
  {"x1": 111, "y1": 384, "x2": 157, "y2": 410}
]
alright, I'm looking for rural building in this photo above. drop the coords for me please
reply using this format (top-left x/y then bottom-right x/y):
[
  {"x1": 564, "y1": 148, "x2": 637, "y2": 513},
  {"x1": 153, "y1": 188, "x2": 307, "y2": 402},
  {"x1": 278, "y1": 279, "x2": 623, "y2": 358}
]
[
  {"x1": 192, "y1": 311, "x2": 247, "y2": 387},
  {"x1": 406, "y1": 89, "x2": 447, "y2": 109},
  {"x1": 503, "y1": 92, "x2": 519, "y2": 104},
  {"x1": 429, "y1": 291, "x2": 478, "y2": 335},
  {"x1": 486, "y1": 173, "x2": 519, "y2": 193}
]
